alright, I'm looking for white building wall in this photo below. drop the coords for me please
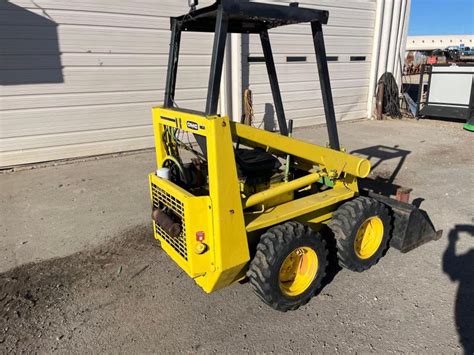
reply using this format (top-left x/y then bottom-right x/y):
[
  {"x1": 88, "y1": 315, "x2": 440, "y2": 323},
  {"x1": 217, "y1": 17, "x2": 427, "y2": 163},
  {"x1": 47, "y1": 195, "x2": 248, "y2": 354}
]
[
  {"x1": 367, "y1": 0, "x2": 412, "y2": 118},
  {"x1": 246, "y1": 0, "x2": 376, "y2": 129},
  {"x1": 0, "y1": 0, "x2": 214, "y2": 167},
  {"x1": 0, "y1": 0, "x2": 410, "y2": 167}
]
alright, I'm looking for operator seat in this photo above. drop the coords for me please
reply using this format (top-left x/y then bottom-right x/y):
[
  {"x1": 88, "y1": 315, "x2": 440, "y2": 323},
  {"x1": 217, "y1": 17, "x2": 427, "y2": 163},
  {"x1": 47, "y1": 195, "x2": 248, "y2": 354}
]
[
  {"x1": 195, "y1": 135, "x2": 281, "y2": 178},
  {"x1": 235, "y1": 147, "x2": 281, "y2": 178}
]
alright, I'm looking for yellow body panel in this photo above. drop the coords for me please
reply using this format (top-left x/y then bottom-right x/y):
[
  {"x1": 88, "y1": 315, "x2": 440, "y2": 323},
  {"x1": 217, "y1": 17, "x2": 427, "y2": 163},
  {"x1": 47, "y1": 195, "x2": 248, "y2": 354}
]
[
  {"x1": 151, "y1": 107, "x2": 249, "y2": 293},
  {"x1": 245, "y1": 186, "x2": 355, "y2": 232},
  {"x1": 149, "y1": 174, "x2": 213, "y2": 278},
  {"x1": 149, "y1": 106, "x2": 371, "y2": 294}
]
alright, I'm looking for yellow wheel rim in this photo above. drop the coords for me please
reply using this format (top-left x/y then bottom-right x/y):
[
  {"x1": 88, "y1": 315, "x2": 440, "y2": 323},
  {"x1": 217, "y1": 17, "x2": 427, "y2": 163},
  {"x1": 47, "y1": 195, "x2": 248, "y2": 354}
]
[
  {"x1": 354, "y1": 216, "x2": 384, "y2": 259},
  {"x1": 279, "y1": 247, "x2": 318, "y2": 297}
]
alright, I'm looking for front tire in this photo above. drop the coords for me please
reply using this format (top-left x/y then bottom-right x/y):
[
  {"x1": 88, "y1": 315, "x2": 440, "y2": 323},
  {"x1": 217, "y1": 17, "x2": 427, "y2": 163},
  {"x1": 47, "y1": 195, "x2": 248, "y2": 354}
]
[
  {"x1": 248, "y1": 222, "x2": 328, "y2": 312},
  {"x1": 329, "y1": 196, "x2": 391, "y2": 272}
]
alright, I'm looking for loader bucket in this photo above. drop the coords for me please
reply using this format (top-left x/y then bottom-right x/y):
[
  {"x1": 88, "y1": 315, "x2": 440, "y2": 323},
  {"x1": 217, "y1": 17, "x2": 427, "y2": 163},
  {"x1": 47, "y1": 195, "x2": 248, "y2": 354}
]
[{"x1": 368, "y1": 192, "x2": 443, "y2": 253}]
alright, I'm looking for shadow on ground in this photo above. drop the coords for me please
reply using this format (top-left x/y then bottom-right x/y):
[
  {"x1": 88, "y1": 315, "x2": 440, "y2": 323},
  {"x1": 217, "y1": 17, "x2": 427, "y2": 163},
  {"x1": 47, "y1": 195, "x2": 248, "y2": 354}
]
[
  {"x1": 351, "y1": 145, "x2": 410, "y2": 197},
  {"x1": 0, "y1": 224, "x2": 155, "y2": 352},
  {"x1": 442, "y1": 224, "x2": 474, "y2": 355}
]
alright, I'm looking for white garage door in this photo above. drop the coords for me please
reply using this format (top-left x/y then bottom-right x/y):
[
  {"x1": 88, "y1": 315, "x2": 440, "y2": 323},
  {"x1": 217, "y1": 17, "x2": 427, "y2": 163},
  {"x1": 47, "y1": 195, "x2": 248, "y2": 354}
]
[
  {"x1": 246, "y1": 0, "x2": 376, "y2": 129},
  {"x1": 1, "y1": 0, "x2": 376, "y2": 167},
  {"x1": 0, "y1": 0, "x2": 214, "y2": 167}
]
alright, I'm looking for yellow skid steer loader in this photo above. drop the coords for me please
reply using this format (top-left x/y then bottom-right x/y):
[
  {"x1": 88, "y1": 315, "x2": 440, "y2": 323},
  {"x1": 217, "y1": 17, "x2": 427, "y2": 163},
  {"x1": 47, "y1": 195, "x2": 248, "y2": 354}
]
[{"x1": 148, "y1": 0, "x2": 441, "y2": 311}]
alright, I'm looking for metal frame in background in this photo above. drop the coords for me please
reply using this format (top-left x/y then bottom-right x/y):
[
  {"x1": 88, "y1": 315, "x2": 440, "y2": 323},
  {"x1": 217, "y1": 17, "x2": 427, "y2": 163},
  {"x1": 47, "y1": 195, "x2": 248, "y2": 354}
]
[
  {"x1": 162, "y1": 0, "x2": 341, "y2": 150},
  {"x1": 312, "y1": 21, "x2": 340, "y2": 150},
  {"x1": 416, "y1": 63, "x2": 474, "y2": 124},
  {"x1": 164, "y1": 18, "x2": 182, "y2": 109},
  {"x1": 260, "y1": 29, "x2": 288, "y2": 136}
]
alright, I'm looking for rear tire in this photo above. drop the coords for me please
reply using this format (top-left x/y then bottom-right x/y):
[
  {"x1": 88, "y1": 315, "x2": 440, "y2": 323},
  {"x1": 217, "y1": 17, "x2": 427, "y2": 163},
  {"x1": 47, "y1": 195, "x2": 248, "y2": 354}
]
[
  {"x1": 248, "y1": 221, "x2": 328, "y2": 312},
  {"x1": 329, "y1": 196, "x2": 391, "y2": 272}
]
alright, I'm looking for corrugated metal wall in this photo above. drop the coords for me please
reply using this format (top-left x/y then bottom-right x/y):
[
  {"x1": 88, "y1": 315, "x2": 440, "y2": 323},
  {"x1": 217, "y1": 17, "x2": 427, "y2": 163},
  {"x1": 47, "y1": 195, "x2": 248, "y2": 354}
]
[
  {"x1": 1, "y1": 0, "x2": 376, "y2": 167},
  {"x1": 247, "y1": 0, "x2": 376, "y2": 128},
  {"x1": 0, "y1": 0, "x2": 213, "y2": 167}
]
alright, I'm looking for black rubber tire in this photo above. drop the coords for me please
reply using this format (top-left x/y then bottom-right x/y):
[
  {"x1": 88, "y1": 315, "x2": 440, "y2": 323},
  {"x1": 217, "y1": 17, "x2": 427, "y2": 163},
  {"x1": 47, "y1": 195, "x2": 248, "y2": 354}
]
[
  {"x1": 247, "y1": 221, "x2": 328, "y2": 312},
  {"x1": 329, "y1": 196, "x2": 391, "y2": 272}
]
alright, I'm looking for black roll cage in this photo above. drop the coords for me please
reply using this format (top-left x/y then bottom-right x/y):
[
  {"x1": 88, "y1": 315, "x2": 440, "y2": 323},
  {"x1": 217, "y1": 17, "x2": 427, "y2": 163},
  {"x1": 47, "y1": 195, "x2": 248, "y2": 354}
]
[{"x1": 163, "y1": 0, "x2": 340, "y2": 150}]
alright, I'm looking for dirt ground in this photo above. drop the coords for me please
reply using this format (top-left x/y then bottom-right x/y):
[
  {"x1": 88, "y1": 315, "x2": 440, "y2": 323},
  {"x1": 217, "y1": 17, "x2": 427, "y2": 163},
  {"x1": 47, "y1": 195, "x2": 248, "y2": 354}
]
[{"x1": 1, "y1": 118, "x2": 473, "y2": 353}]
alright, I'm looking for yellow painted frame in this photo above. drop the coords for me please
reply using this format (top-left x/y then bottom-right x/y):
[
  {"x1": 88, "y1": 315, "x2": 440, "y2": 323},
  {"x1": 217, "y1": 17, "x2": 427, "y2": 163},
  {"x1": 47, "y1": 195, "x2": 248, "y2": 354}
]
[
  {"x1": 149, "y1": 106, "x2": 371, "y2": 293},
  {"x1": 151, "y1": 107, "x2": 249, "y2": 293}
]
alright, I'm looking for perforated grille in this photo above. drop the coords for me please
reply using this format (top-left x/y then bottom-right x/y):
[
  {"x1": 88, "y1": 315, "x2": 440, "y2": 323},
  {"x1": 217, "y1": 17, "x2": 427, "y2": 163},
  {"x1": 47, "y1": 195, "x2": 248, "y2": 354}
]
[{"x1": 151, "y1": 183, "x2": 187, "y2": 260}]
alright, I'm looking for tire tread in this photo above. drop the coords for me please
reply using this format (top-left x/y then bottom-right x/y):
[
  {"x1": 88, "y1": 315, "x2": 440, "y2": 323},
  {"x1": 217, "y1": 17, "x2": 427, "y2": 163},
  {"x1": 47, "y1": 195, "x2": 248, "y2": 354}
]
[
  {"x1": 248, "y1": 222, "x2": 328, "y2": 311},
  {"x1": 329, "y1": 196, "x2": 392, "y2": 272}
]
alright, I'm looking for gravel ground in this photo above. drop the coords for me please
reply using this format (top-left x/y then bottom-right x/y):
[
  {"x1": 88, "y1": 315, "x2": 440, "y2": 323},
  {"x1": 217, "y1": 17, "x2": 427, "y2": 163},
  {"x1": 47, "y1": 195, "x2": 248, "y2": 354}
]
[{"x1": 1, "y1": 118, "x2": 473, "y2": 353}]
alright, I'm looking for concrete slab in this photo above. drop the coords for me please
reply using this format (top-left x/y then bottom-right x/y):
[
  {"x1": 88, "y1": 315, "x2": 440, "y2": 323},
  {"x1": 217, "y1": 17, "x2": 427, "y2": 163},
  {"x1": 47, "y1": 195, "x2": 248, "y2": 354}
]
[{"x1": 1, "y1": 118, "x2": 473, "y2": 352}]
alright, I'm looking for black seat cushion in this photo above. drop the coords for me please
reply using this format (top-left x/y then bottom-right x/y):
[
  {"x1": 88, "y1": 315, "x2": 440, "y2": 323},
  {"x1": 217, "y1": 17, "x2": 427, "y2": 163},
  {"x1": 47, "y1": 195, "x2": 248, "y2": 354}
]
[{"x1": 235, "y1": 147, "x2": 281, "y2": 178}]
